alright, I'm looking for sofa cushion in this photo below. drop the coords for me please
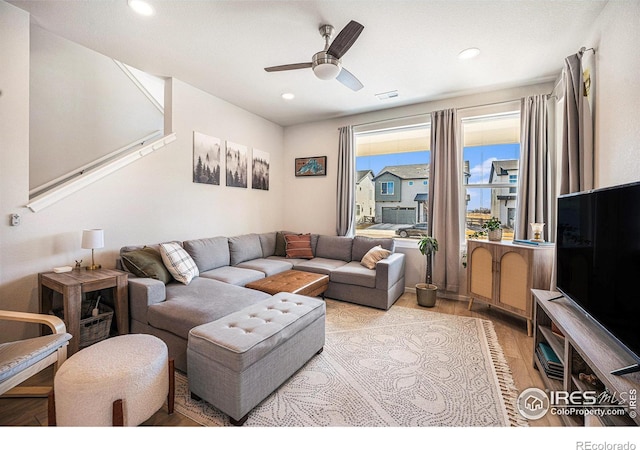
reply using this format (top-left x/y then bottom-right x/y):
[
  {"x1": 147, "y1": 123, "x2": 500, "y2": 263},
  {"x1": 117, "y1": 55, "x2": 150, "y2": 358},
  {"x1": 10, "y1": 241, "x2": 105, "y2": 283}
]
[
  {"x1": 330, "y1": 261, "x2": 377, "y2": 288},
  {"x1": 275, "y1": 231, "x2": 296, "y2": 257},
  {"x1": 259, "y1": 232, "x2": 277, "y2": 258},
  {"x1": 183, "y1": 237, "x2": 230, "y2": 272},
  {"x1": 148, "y1": 278, "x2": 271, "y2": 339},
  {"x1": 199, "y1": 266, "x2": 265, "y2": 286},
  {"x1": 236, "y1": 258, "x2": 293, "y2": 276},
  {"x1": 160, "y1": 242, "x2": 199, "y2": 285},
  {"x1": 121, "y1": 247, "x2": 172, "y2": 284},
  {"x1": 228, "y1": 234, "x2": 263, "y2": 266},
  {"x1": 351, "y1": 236, "x2": 395, "y2": 262},
  {"x1": 284, "y1": 233, "x2": 314, "y2": 259},
  {"x1": 360, "y1": 245, "x2": 392, "y2": 269},
  {"x1": 293, "y1": 257, "x2": 348, "y2": 275},
  {"x1": 314, "y1": 235, "x2": 353, "y2": 262}
]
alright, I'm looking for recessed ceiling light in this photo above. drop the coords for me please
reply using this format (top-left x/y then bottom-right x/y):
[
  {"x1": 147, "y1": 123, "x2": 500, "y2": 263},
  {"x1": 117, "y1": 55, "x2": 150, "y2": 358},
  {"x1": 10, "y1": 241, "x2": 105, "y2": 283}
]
[
  {"x1": 458, "y1": 47, "x2": 481, "y2": 60},
  {"x1": 128, "y1": 0, "x2": 155, "y2": 16},
  {"x1": 281, "y1": 93, "x2": 295, "y2": 100}
]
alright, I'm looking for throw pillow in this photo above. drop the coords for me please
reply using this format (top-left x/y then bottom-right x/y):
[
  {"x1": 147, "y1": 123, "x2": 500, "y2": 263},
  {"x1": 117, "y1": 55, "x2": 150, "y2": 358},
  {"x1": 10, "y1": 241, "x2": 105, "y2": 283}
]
[
  {"x1": 284, "y1": 233, "x2": 314, "y2": 259},
  {"x1": 121, "y1": 247, "x2": 172, "y2": 284},
  {"x1": 159, "y1": 242, "x2": 199, "y2": 284},
  {"x1": 360, "y1": 245, "x2": 391, "y2": 269}
]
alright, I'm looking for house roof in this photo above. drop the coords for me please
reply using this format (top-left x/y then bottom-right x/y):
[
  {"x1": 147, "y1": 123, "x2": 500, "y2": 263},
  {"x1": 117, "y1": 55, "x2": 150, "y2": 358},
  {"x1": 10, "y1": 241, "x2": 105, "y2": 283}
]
[
  {"x1": 356, "y1": 170, "x2": 373, "y2": 184},
  {"x1": 373, "y1": 164, "x2": 429, "y2": 181},
  {"x1": 489, "y1": 159, "x2": 518, "y2": 183}
]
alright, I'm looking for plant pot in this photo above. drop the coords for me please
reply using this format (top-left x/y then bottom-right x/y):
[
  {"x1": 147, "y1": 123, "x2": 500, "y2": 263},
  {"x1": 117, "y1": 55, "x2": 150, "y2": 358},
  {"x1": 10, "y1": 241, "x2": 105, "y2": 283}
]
[
  {"x1": 488, "y1": 229, "x2": 503, "y2": 241},
  {"x1": 416, "y1": 283, "x2": 437, "y2": 307}
]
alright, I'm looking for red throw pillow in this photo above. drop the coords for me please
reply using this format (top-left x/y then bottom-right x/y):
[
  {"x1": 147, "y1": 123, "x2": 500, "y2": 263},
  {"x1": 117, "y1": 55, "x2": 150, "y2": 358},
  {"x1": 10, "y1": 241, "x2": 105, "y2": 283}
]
[{"x1": 285, "y1": 234, "x2": 314, "y2": 259}]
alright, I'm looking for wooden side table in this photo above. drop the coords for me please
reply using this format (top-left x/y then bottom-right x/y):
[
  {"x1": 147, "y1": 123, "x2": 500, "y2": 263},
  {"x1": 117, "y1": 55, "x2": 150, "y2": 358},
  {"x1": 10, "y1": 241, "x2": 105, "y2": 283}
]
[{"x1": 39, "y1": 268, "x2": 129, "y2": 356}]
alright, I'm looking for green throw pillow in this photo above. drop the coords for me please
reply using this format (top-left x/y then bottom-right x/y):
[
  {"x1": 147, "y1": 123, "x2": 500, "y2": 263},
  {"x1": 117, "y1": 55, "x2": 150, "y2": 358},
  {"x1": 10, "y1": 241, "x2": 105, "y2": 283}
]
[{"x1": 122, "y1": 247, "x2": 172, "y2": 284}]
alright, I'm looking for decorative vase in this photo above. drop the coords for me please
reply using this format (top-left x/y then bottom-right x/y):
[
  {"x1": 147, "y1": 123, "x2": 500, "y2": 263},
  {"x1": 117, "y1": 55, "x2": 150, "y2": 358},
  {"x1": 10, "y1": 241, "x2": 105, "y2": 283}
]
[
  {"x1": 530, "y1": 222, "x2": 545, "y2": 242},
  {"x1": 488, "y1": 229, "x2": 502, "y2": 242},
  {"x1": 416, "y1": 283, "x2": 437, "y2": 307}
]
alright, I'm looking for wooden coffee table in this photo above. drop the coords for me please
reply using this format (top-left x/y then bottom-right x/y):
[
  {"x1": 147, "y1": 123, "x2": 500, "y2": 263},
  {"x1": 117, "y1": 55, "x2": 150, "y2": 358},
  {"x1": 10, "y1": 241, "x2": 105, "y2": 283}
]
[{"x1": 245, "y1": 270, "x2": 329, "y2": 298}]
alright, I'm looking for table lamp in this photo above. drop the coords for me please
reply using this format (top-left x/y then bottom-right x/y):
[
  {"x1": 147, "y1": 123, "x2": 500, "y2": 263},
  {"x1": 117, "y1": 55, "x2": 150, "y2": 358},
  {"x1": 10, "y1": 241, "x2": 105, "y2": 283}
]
[{"x1": 82, "y1": 229, "x2": 104, "y2": 270}]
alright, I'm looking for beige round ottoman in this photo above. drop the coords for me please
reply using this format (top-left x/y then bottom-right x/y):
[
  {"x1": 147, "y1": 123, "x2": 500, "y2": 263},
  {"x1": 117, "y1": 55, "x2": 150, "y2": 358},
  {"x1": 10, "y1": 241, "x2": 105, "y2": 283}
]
[{"x1": 53, "y1": 334, "x2": 172, "y2": 426}]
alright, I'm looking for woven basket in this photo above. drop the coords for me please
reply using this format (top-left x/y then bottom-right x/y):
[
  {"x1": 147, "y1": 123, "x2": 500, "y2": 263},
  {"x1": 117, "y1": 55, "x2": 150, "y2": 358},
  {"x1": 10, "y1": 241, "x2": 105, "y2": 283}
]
[{"x1": 79, "y1": 304, "x2": 113, "y2": 348}]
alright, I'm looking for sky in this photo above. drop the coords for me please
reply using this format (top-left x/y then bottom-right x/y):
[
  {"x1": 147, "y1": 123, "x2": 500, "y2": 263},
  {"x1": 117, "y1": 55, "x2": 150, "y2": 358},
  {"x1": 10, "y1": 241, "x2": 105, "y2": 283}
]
[{"x1": 356, "y1": 143, "x2": 520, "y2": 211}]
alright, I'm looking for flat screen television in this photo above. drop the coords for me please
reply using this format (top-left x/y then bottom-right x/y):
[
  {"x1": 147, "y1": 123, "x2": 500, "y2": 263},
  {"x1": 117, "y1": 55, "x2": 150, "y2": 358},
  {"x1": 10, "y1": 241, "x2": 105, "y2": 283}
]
[{"x1": 556, "y1": 181, "x2": 640, "y2": 375}]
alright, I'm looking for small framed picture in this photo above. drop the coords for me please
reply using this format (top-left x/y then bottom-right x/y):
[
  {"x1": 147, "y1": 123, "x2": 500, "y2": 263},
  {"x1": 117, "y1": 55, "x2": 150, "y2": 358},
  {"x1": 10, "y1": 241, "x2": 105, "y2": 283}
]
[{"x1": 295, "y1": 156, "x2": 327, "y2": 177}]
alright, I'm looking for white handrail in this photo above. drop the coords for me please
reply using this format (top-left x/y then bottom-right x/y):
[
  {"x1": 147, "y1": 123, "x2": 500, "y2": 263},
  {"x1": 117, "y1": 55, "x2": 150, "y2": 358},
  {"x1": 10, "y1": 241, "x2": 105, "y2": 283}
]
[
  {"x1": 29, "y1": 130, "x2": 163, "y2": 198},
  {"x1": 26, "y1": 133, "x2": 176, "y2": 213}
]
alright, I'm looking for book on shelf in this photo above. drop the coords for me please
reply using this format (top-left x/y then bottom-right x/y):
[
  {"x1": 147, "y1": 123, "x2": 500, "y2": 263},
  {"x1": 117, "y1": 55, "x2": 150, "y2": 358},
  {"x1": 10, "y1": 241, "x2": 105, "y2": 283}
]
[
  {"x1": 538, "y1": 342, "x2": 563, "y2": 368},
  {"x1": 512, "y1": 239, "x2": 555, "y2": 246},
  {"x1": 551, "y1": 322, "x2": 565, "y2": 338},
  {"x1": 536, "y1": 346, "x2": 564, "y2": 380}
]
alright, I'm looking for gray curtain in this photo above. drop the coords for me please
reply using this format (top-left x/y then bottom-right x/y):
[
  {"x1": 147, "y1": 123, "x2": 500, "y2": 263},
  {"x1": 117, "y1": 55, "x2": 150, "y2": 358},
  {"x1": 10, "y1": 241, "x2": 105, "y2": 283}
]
[
  {"x1": 428, "y1": 109, "x2": 460, "y2": 292},
  {"x1": 559, "y1": 53, "x2": 594, "y2": 194},
  {"x1": 516, "y1": 95, "x2": 552, "y2": 241},
  {"x1": 336, "y1": 125, "x2": 355, "y2": 236}
]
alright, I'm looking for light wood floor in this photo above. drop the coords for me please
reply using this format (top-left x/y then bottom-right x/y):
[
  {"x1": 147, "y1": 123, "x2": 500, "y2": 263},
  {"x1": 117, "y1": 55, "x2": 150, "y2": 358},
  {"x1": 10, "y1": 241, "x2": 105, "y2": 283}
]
[{"x1": 0, "y1": 292, "x2": 562, "y2": 427}]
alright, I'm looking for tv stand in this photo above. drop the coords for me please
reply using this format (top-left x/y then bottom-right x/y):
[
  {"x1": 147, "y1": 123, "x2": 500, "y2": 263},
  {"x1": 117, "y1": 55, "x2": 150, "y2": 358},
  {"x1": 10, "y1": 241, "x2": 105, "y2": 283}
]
[{"x1": 532, "y1": 289, "x2": 640, "y2": 426}]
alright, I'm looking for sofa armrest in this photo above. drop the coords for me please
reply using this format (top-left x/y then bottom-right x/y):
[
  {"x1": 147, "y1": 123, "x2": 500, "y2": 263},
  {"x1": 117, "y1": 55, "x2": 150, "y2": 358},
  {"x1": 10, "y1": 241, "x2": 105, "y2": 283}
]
[
  {"x1": 375, "y1": 253, "x2": 406, "y2": 290},
  {"x1": 128, "y1": 278, "x2": 166, "y2": 325}
]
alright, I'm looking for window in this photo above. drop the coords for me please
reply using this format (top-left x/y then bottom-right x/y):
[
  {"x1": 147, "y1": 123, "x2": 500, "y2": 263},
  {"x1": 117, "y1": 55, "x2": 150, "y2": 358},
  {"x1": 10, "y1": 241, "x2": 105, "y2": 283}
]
[
  {"x1": 461, "y1": 107, "x2": 520, "y2": 241},
  {"x1": 354, "y1": 118, "x2": 431, "y2": 237},
  {"x1": 381, "y1": 181, "x2": 395, "y2": 195}
]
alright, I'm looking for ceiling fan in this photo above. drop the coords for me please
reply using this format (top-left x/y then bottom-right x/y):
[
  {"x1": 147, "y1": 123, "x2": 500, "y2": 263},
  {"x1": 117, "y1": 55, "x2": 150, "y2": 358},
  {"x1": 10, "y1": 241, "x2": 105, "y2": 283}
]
[{"x1": 264, "y1": 20, "x2": 365, "y2": 91}]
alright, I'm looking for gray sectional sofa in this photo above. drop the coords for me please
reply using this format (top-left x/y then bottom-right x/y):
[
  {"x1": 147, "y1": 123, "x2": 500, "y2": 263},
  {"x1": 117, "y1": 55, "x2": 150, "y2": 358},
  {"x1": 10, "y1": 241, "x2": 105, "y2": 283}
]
[{"x1": 120, "y1": 231, "x2": 406, "y2": 371}]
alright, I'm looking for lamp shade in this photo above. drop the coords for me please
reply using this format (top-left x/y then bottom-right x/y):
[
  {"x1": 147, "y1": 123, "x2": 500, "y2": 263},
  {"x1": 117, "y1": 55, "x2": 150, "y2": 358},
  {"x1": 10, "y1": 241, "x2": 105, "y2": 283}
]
[
  {"x1": 81, "y1": 229, "x2": 104, "y2": 249},
  {"x1": 313, "y1": 63, "x2": 341, "y2": 80}
]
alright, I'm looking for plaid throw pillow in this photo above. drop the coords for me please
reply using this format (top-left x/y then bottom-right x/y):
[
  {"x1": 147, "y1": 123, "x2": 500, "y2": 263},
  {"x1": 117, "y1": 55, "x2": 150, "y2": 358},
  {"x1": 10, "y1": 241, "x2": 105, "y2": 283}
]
[
  {"x1": 159, "y1": 242, "x2": 199, "y2": 284},
  {"x1": 284, "y1": 233, "x2": 314, "y2": 259}
]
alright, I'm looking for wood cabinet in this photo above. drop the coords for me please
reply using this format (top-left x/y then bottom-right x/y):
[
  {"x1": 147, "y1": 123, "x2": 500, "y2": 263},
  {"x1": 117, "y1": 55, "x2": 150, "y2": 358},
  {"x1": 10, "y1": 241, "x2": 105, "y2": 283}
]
[
  {"x1": 532, "y1": 289, "x2": 640, "y2": 426},
  {"x1": 466, "y1": 240, "x2": 554, "y2": 336}
]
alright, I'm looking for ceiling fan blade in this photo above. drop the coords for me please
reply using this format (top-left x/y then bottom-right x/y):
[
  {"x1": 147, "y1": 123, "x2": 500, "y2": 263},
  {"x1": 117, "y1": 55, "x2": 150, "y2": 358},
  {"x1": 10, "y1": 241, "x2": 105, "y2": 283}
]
[
  {"x1": 264, "y1": 62, "x2": 312, "y2": 72},
  {"x1": 336, "y1": 68, "x2": 363, "y2": 91},
  {"x1": 326, "y1": 20, "x2": 364, "y2": 59}
]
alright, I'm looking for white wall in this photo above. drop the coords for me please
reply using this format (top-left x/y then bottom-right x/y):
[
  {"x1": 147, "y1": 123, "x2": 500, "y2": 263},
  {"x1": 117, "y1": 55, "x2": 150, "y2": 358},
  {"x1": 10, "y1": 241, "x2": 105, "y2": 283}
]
[
  {"x1": 30, "y1": 25, "x2": 164, "y2": 189},
  {"x1": 588, "y1": 0, "x2": 640, "y2": 188},
  {"x1": 0, "y1": 5, "x2": 284, "y2": 342}
]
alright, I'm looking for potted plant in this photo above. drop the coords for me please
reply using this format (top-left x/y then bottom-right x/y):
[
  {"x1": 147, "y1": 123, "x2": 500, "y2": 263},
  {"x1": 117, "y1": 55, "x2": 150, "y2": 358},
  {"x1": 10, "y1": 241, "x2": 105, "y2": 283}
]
[
  {"x1": 416, "y1": 235, "x2": 438, "y2": 307},
  {"x1": 471, "y1": 216, "x2": 503, "y2": 241}
]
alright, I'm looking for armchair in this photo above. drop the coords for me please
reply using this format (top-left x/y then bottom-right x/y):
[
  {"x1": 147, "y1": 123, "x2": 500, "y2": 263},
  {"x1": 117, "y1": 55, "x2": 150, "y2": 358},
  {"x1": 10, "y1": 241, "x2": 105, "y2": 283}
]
[{"x1": 0, "y1": 310, "x2": 72, "y2": 424}]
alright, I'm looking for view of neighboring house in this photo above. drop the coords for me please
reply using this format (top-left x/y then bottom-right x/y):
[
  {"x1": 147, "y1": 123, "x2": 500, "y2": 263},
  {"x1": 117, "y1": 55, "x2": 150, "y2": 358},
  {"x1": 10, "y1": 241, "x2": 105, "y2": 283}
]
[
  {"x1": 489, "y1": 159, "x2": 518, "y2": 229},
  {"x1": 372, "y1": 164, "x2": 429, "y2": 224},
  {"x1": 355, "y1": 170, "x2": 375, "y2": 224}
]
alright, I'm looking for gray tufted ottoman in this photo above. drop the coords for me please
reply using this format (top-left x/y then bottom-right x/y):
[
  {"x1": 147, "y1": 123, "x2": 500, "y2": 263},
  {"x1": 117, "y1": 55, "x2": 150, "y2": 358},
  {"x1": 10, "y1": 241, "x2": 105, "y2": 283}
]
[{"x1": 187, "y1": 292, "x2": 325, "y2": 425}]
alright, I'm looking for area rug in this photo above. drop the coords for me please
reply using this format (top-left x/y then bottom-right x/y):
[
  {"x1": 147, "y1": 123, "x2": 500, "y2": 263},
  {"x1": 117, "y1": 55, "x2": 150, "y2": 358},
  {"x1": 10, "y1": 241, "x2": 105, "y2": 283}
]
[{"x1": 174, "y1": 300, "x2": 527, "y2": 427}]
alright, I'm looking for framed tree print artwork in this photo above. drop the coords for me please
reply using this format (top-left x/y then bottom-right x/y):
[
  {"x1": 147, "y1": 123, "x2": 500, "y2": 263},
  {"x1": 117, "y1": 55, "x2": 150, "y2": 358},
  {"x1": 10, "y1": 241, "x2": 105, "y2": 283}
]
[
  {"x1": 193, "y1": 132, "x2": 221, "y2": 185},
  {"x1": 252, "y1": 148, "x2": 269, "y2": 190},
  {"x1": 226, "y1": 141, "x2": 248, "y2": 188}
]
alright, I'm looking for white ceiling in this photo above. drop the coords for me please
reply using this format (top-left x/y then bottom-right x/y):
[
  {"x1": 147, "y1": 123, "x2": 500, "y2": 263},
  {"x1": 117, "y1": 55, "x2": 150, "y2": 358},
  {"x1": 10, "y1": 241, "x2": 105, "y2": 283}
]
[{"x1": 9, "y1": 0, "x2": 608, "y2": 127}]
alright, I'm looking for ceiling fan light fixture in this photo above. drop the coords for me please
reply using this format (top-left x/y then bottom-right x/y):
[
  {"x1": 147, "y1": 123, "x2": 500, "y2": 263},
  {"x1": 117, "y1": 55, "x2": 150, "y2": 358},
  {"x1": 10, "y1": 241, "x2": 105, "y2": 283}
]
[
  {"x1": 128, "y1": 0, "x2": 155, "y2": 16},
  {"x1": 458, "y1": 47, "x2": 480, "y2": 60},
  {"x1": 312, "y1": 62, "x2": 341, "y2": 80}
]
